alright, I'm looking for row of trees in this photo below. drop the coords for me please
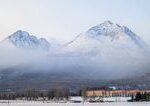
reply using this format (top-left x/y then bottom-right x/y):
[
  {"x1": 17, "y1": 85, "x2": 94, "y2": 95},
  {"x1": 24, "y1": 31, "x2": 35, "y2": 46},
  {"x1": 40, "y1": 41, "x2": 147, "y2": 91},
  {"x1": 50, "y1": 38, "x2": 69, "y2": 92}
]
[
  {"x1": 0, "y1": 88, "x2": 70, "y2": 101},
  {"x1": 134, "y1": 92, "x2": 150, "y2": 101}
]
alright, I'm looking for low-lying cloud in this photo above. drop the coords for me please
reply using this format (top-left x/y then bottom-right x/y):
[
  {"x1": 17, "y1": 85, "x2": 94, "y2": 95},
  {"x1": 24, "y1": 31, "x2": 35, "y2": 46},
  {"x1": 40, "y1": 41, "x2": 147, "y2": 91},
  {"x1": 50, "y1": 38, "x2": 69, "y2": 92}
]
[{"x1": 0, "y1": 43, "x2": 150, "y2": 80}]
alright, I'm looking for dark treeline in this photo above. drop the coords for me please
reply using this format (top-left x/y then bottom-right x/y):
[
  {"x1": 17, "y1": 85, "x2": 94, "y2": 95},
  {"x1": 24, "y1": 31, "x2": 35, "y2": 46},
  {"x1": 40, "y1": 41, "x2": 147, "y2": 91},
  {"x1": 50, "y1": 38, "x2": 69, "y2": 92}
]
[
  {"x1": 134, "y1": 92, "x2": 150, "y2": 101},
  {"x1": 0, "y1": 87, "x2": 78, "y2": 101}
]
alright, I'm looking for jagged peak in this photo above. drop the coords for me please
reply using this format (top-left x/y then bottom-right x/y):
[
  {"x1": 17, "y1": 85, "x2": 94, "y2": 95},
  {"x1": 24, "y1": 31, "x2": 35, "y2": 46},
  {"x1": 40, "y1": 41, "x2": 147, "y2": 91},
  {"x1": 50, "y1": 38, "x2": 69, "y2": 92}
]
[
  {"x1": 98, "y1": 21, "x2": 122, "y2": 29},
  {"x1": 84, "y1": 21, "x2": 146, "y2": 48},
  {"x1": 9, "y1": 30, "x2": 30, "y2": 38},
  {"x1": 101, "y1": 20, "x2": 114, "y2": 25},
  {"x1": 6, "y1": 30, "x2": 50, "y2": 50},
  {"x1": 86, "y1": 21, "x2": 123, "y2": 38},
  {"x1": 86, "y1": 21, "x2": 139, "y2": 38},
  {"x1": 14, "y1": 30, "x2": 28, "y2": 34}
]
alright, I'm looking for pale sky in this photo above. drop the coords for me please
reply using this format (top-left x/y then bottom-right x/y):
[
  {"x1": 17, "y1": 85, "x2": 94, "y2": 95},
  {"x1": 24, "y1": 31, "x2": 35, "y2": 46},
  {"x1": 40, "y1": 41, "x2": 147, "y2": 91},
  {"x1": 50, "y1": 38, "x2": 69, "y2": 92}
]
[{"x1": 0, "y1": 0, "x2": 150, "y2": 44}]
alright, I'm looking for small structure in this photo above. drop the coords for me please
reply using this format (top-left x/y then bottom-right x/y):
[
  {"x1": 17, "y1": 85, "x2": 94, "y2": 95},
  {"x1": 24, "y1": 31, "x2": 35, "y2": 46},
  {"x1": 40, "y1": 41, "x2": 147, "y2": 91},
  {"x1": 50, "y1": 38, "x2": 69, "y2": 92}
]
[{"x1": 85, "y1": 89, "x2": 150, "y2": 97}]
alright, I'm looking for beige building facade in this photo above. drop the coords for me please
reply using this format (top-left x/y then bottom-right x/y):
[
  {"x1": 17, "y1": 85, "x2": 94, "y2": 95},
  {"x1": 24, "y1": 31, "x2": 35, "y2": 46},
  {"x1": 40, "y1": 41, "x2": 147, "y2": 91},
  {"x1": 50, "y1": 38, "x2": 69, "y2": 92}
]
[{"x1": 86, "y1": 90, "x2": 150, "y2": 97}]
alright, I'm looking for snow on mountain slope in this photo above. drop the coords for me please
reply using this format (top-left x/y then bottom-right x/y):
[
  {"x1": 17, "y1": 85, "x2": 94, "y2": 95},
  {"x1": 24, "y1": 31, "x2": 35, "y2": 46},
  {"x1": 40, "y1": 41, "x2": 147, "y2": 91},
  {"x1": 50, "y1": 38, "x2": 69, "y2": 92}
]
[
  {"x1": 3, "y1": 30, "x2": 50, "y2": 50},
  {"x1": 62, "y1": 21, "x2": 147, "y2": 56},
  {"x1": 87, "y1": 21, "x2": 145, "y2": 47},
  {"x1": 59, "y1": 21, "x2": 150, "y2": 79}
]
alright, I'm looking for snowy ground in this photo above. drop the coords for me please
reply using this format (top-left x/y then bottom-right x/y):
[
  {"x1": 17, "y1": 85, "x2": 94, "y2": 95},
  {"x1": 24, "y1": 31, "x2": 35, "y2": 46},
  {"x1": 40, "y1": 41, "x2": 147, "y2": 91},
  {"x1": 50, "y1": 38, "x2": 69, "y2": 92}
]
[
  {"x1": 0, "y1": 101, "x2": 150, "y2": 106},
  {"x1": 70, "y1": 96, "x2": 131, "y2": 102},
  {"x1": 0, "y1": 97, "x2": 149, "y2": 106}
]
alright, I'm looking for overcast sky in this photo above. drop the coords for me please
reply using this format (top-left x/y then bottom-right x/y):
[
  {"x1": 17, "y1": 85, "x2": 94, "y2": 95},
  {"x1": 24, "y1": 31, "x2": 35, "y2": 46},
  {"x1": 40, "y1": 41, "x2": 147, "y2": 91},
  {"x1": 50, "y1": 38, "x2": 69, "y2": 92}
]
[{"x1": 0, "y1": 0, "x2": 150, "y2": 44}]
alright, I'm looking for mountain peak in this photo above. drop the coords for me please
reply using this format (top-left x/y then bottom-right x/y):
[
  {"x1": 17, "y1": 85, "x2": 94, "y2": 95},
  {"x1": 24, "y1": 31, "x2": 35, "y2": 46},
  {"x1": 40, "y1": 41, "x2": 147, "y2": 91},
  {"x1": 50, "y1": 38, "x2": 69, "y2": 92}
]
[
  {"x1": 84, "y1": 21, "x2": 146, "y2": 48},
  {"x1": 86, "y1": 21, "x2": 122, "y2": 38},
  {"x1": 102, "y1": 20, "x2": 113, "y2": 25},
  {"x1": 14, "y1": 30, "x2": 28, "y2": 33},
  {"x1": 7, "y1": 30, "x2": 50, "y2": 50},
  {"x1": 10, "y1": 30, "x2": 30, "y2": 38}
]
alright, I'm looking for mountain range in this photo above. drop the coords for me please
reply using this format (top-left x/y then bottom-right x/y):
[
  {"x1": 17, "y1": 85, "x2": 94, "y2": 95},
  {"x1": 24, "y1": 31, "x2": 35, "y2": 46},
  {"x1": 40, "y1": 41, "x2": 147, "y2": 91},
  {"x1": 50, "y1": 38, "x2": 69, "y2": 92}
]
[{"x1": 0, "y1": 21, "x2": 149, "y2": 90}]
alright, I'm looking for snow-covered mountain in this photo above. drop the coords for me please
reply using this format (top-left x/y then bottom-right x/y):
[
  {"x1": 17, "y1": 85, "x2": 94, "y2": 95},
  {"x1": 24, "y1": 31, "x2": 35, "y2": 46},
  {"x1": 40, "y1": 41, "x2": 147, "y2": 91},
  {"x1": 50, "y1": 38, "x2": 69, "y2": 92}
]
[
  {"x1": 62, "y1": 21, "x2": 147, "y2": 56},
  {"x1": 3, "y1": 30, "x2": 50, "y2": 50},
  {"x1": 0, "y1": 21, "x2": 149, "y2": 89},
  {"x1": 59, "y1": 21, "x2": 149, "y2": 79},
  {"x1": 86, "y1": 21, "x2": 145, "y2": 47}
]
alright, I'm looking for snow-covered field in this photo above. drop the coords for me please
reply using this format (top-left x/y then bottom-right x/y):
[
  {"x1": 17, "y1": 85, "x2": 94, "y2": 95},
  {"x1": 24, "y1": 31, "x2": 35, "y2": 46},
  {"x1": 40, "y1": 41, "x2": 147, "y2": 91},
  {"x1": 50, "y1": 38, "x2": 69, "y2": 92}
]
[
  {"x1": 0, "y1": 101, "x2": 150, "y2": 106},
  {"x1": 0, "y1": 97, "x2": 149, "y2": 106}
]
